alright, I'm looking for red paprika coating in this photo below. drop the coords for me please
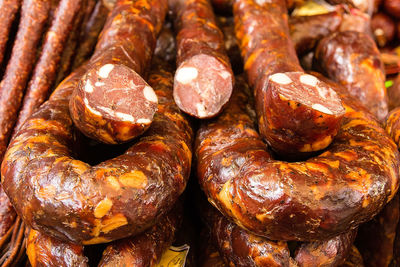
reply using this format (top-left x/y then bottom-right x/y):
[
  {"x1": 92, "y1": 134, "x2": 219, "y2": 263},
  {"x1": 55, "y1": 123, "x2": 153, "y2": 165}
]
[
  {"x1": 196, "y1": 76, "x2": 399, "y2": 241},
  {"x1": 69, "y1": 0, "x2": 167, "y2": 144},
  {"x1": 1, "y1": 60, "x2": 193, "y2": 245},
  {"x1": 314, "y1": 31, "x2": 388, "y2": 122},
  {"x1": 0, "y1": 0, "x2": 21, "y2": 66},
  {"x1": 233, "y1": 0, "x2": 345, "y2": 158},
  {"x1": 170, "y1": 0, "x2": 234, "y2": 119}
]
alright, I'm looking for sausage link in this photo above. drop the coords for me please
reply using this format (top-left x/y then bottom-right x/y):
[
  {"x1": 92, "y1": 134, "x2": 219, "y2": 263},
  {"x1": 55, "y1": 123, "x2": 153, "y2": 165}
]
[
  {"x1": 196, "y1": 76, "x2": 399, "y2": 241},
  {"x1": 355, "y1": 194, "x2": 399, "y2": 267},
  {"x1": 0, "y1": 185, "x2": 16, "y2": 239},
  {"x1": 72, "y1": 1, "x2": 111, "y2": 69},
  {"x1": 371, "y1": 12, "x2": 396, "y2": 47},
  {"x1": 0, "y1": 0, "x2": 52, "y2": 162},
  {"x1": 26, "y1": 229, "x2": 88, "y2": 267},
  {"x1": 289, "y1": 11, "x2": 343, "y2": 56},
  {"x1": 314, "y1": 31, "x2": 388, "y2": 122},
  {"x1": 98, "y1": 204, "x2": 182, "y2": 267},
  {"x1": 234, "y1": 0, "x2": 345, "y2": 158},
  {"x1": 339, "y1": 246, "x2": 364, "y2": 267},
  {"x1": 170, "y1": 0, "x2": 234, "y2": 119},
  {"x1": 294, "y1": 230, "x2": 357, "y2": 267},
  {"x1": 154, "y1": 21, "x2": 176, "y2": 66},
  {"x1": 14, "y1": 0, "x2": 83, "y2": 134},
  {"x1": 0, "y1": 0, "x2": 21, "y2": 67},
  {"x1": 386, "y1": 107, "x2": 400, "y2": 148},
  {"x1": 1, "y1": 59, "x2": 193, "y2": 244},
  {"x1": 69, "y1": 0, "x2": 167, "y2": 144}
]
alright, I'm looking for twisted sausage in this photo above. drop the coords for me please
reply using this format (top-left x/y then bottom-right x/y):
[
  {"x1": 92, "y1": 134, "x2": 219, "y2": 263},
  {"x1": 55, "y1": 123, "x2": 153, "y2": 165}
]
[
  {"x1": 234, "y1": 0, "x2": 345, "y2": 158},
  {"x1": 69, "y1": 0, "x2": 167, "y2": 144},
  {"x1": 170, "y1": 0, "x2": 234, "y2": 119},
  {"x1": 1, "y1": 59, "x2": 193, "y2": 244},
  {"x1": 196, "y1": 76, "x2": 399, "y2": 241}
]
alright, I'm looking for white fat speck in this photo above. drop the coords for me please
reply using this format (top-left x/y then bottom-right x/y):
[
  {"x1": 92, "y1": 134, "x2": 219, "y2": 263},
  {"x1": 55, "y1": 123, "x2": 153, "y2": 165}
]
[
  {"x1": 137, "y1": 118, "x2": 151, "y2": 124},
  {"x1": 98, "y1": 64, "x2": 114, "y2": 78},
  {"x1": 219, "y1": 70, "x2": 231, "y2": 80},
  {"x1": 317, "y1": 86, "x2": 331, "y2": 99},
  {"x1": 84, "y1": 98, "x2": 102, "y2": 116},
  {"x1": 300, "y1": 74, "x2": 319, "y2": 87},
  {"x1": 97, "y1": 106, "x2": 135, "y2": 122},
  {"x1": 196, "y1": 103, "x2": 207, "y2": 117},
  {"x1": 312, "y1": 103, "x2": 333, "y2": 115},
  {"x1": 85, "y1": 80, "x2": 94, "y2": 93},
  {"x1": 95, "y1": 82, "x2": 105, "y2": 86},
  {"x1": 270, "y1": 73, "x2": 292, "y2": 85},
  {"x1": 143, "y1": 86, "x2": 157, "y2": 103},
  {"x1": 176, "y1": 67, "x2": 198, "y2": 84}
]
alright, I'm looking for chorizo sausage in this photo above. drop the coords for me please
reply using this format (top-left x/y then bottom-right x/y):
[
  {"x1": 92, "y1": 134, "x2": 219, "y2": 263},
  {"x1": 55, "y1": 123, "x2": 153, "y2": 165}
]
[
  {"x1": 340, "y1": 246, "x2": 364, "y2": 267},
  {"x1": 384, "y1": 0, "x2": 400, "y2": 18},
  {"x1": 26, "y1": 229, "x2": 88, "y2": 267},
  {"x1": 98, "y1": 204, "x2": 182, "y2": 267},
  {"x1": 233, "y1": 0, "x2": 345, "y2": 158},
  {"x1": 69, "y1": 0, "x2": 167, "y2": 144},
  {"x1": 0, "y1": 0, "x2": 52, "y2": 162},
  {"x1": 0, "y1": 0, "x2": 21, "y2": 67},
  {"x1": 72, "y1": 1, "x2": 110, "y2": 69},
  {"x1": 371, "y1": 12, "x2": 396, "y2": 47},
  {"x1": 355, "y1": 194, "x2": 399, "y2": 267},
  {"x1": 14, "y1": 0, "x2": 84, "y2": 133},
  {"x1": 196, "y1": 75, "x2": 399, "y2": 241},
  {"x1": 387, "y1": 74, "x2": 400, "y2": 111},
  {"x1": 1, "y1": 59, "x2": 193, "y2": 245},
  {"x1": 314, "y1": 31, "x2": 388, "y2": 122},
  {"x1": 339, "y1": 8, "x2": 371, "y2": 34},
  {"x1": 170, "y1": 0, "x2": 234, "y2": 119}
]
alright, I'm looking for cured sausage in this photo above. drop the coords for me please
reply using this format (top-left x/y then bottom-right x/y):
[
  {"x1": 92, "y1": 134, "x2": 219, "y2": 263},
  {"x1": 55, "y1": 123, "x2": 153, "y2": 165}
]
[
  {"x1": 289, "y1": 11, "x2": 343, "y2": 56},
  {"x1": 371, "y1": 12, "x2": 396, "y2": 47},
  {"x1": 69, "y1": 0, "x2": 167, "y2": 144},
  {"x1": 196, "y1": 75, "x2": 399, "y2": 241},
  {"x1": 0, "y1": 0, "x2": 21, "y2": 67},
  {"x1": 387, "y1": 74, "x2": 400, "y2": 111},
  {"x1": 26, "y1": 229, "x2": 88, "y2": 267},
  {"x1": 384, "y1": 0, "x2": 400, "y2": 18},
  {"x1": 170, "y1": 0, "x2": 234, "y2": 119},
  {"x1": 1, "y1": 59, "x2": 193, "y2": 244},
  {"x1": 340, "y1": 246, "x2": 364, "y2": 267},
  {"x1": 233, "y1": 0, "x2": 345, "y2": 158},
  {"x1": 314, "y1": 31, "x2": 388, "y2": 122},
  {"x1": 339, "y1": 8, "x2": 371, "y2": 34},
  {"x1": 98, "y1": 204, "x2": 182, "y2": 267},
  {"x1": 14, "y1": 0, "x2": 83, "y2": 133},
  {"x1": 0, "y1": 0, "x2": 52, "y2": 162},
  {"x1": 72, "y1": 1, "x2": 110, "y2": 69},
  {"x1": 355, "y1": 194, "x2": 399, "y2": 267}
]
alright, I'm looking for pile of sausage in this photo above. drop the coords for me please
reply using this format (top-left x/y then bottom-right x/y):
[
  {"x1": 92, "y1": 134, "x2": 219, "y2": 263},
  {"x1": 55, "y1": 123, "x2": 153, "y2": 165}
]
[{"x1": 0, "y1": 0, "x2": 399, "y2": 266}]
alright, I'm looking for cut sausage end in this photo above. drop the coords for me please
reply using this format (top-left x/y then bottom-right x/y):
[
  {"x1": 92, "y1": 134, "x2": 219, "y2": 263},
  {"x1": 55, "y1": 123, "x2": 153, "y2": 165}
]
[
  {"x1": 173, "y1": 54, "x2": 233, "y2": 119},
  {"x1": 70, "y1": 63, "x2": 158, "y2": 144}
]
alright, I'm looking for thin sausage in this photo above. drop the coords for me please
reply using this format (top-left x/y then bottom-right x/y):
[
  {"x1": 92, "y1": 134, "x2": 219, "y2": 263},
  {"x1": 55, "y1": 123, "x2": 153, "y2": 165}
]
[
  {"x1": 1, "y1": 59, "x2": 193, "y2": 244},
  {"x1": 170, "y1": 0, "x2": 234, "y2": 119},
  {"x1": 234, "y1": 0, "x2": 345, "y2": 158},
  {"x1": 14, "y1": 0, "x2": 83, "y2": 133},
  {"x1": 196, "y1": 76, "x2": 399, "y2": 241},
  {"x1": 314, "y1": 31, "x2": 388, "y2": 122},
  {"x1": 0, "y1": 0, "x2": 21, "y2": 67},
  {"x1": 69, "y1": 0, "x2": 167, "y2": 144}
]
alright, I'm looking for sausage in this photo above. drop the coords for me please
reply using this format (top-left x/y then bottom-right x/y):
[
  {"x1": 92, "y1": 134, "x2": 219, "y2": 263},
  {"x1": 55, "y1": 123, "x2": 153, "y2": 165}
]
[
  {"x1": 170, "y1": 0, "x2": 234, "y2": 119},
  {"x1": 294, "y1": 230, "x2": 357, "y2": 267},
  {"x1": 0, "y1": 217, "x2": 26, "y2": 267},
  {"x1": 387, "y1": 74, "x2": 400, "y2": 111},
  {"x1": 386, "y1": 107, "x2": 400, "y2": 149},
  {"x1": 339, "y1": 8, "x2": 371, "y2": 34},
  {"x1": 69, "y1": 0, "x2": 167, "y2": 144},
  {"x1": 314, "y1": 31, "x2": 388, "y2": 122},
  {"x1": 233, "y1": 0, "x2": 345, "y2": 158},
  {"x1": 0, "y1": 0, "x2": 53, "y2": 162},
  {"x1": 0, "y1": 185, "x2": 16, "y2": 239},
  {"x1": 13, "y1": 0, "x2": 83, "y2": 134},
  {"x1": 26, "y1": 229, "x2": 88, "y2": 267},
  {"x1": 154, "y1": 21, "x2": 177, "y2": 66},
  {"x1": 384, "y1": 0, "x2": 400, "y2": 18},
  {"x1": 98, "y1": 204, "x2": 182, "y2": 267},
  {"x1": 195, "y1": 74, "x2": 399, "y2": 241},
  {"x1": 355, "y1": 194, "x2": 399, "y2": 267},
  {"x1": 325, "y1": 0, "x2": 373, "y2": 13},
  {"x1": 371, "y1": 12, "x2": 396, "y2": 47},
  {"x1": 1, "y1": 59, "x2": 193, "y2": 244},
  {"x1": 72, "y1": 1, "x2": 110, "y2": 69},
  {"x1": 289, "y1": 11, "x2": 343, "y2": 56},
  {"x1": 0, "y1": 0, "x2": 21, "y2": 67},
  {"x1": 339, "y1": 246, "x2": 364, "y2": 267}
]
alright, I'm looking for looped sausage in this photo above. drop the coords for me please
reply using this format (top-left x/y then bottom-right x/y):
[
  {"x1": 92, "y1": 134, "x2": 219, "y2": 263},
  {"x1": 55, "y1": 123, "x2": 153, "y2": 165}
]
[
  {"x1": 1, "y1": 60, "x2": 193, "y2": 245},
  {"x1": 69, "y1": 0, "x2": 168, "y2": 144},
  {"x1": 170, "y1": 0, "x2": 234, "y2": 119},
  {"x1": 234, "y1": 0, "x2": 345, "y2": 158},
  {"x1": 196, "y1": 76, "x2": 399, "y2": 241}
]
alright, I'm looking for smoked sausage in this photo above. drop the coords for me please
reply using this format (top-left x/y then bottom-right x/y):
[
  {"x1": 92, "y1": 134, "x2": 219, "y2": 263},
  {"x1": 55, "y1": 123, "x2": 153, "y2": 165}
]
[
  {"x1": 0, "y1": 0, "x2": 21, "y2": 67},
  {"x1": 1, "y1": 59, "x2": 193, "y2": 245},
  {"x1": 69, "y1": 0, "x2": 167, "y2": 144},
  {"x1": 170, "y1": 0, "x2": 234, "y2": 119},
  {"x1": 196, "y1": 75, "x2": 399, "y2": 241}
]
